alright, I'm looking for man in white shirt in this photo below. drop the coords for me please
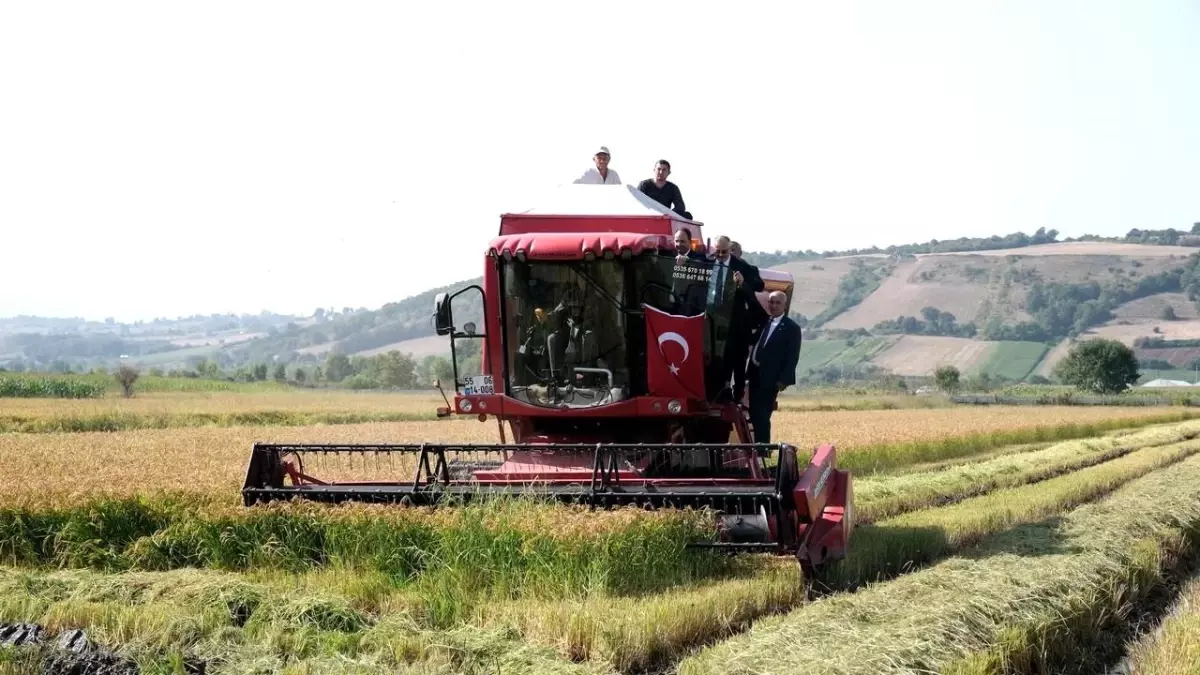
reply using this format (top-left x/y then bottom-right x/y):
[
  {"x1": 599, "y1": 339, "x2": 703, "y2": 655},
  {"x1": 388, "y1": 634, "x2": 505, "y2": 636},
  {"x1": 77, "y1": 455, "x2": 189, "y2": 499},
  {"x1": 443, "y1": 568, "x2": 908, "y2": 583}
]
[
  {"x1": 746, "y1": 291, "x2": 801, "y2": 443},
  {"x1": 573, "y1": 146, "x2": 621, "y2": 184}
]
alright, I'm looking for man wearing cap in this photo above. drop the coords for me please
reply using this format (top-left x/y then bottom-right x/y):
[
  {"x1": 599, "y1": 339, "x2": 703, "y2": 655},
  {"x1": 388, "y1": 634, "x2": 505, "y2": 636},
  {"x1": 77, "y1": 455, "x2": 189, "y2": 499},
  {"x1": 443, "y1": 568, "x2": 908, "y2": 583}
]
[{"x1": 573, "y1": 146, "x2": 622, "y2": 184}]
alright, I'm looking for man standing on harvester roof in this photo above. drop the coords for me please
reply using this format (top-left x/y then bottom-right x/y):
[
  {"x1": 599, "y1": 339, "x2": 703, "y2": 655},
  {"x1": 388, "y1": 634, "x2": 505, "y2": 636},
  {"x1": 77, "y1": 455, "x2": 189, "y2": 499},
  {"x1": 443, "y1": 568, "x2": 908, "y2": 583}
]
[
  {"x1": 573, "y1": 146, "x2": 622, "y2": 184},
  {"x1": 638, "y1": 160, "x2": 690, "y2": 219}
]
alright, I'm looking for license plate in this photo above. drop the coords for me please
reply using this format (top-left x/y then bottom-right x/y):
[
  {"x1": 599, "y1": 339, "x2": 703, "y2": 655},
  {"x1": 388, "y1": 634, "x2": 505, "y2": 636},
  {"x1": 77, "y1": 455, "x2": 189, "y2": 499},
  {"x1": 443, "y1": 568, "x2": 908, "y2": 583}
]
[{"x1": 463, "y1": 374, "x2": 494, "y2": 396}]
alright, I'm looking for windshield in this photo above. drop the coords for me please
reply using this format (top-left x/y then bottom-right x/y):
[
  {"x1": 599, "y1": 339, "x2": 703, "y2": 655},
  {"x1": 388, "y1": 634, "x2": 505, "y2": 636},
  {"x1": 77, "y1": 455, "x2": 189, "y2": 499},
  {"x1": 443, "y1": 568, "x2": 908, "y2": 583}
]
[{"x1": 500, "y1": 253, "x2": 737, "y2": 408}]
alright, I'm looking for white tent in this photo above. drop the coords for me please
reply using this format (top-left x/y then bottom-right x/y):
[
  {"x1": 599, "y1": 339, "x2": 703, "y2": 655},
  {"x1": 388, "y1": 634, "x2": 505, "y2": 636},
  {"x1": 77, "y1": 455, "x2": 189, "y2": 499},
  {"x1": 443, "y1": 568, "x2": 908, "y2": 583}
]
[{"x1": 1140, "y1": 378, "x2": 1197, "y2": 387}]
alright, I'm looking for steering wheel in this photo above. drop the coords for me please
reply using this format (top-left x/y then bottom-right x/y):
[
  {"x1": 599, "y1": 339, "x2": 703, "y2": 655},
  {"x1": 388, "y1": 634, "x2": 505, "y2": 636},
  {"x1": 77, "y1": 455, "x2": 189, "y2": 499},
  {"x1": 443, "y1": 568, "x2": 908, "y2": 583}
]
[{"x1": 640, "y1": 281, "x2": 684, "y2": 308}]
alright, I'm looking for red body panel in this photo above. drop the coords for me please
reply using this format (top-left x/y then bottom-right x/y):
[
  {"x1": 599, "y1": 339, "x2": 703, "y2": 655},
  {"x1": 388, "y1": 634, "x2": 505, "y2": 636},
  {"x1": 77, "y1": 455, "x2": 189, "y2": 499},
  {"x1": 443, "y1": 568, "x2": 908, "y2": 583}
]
[
  {"x1": 489, "y1": 232, "x2": 667, "y2": 260},
  {"x1": 429, "y1": 196, "x2": 853, "y2": 565}
]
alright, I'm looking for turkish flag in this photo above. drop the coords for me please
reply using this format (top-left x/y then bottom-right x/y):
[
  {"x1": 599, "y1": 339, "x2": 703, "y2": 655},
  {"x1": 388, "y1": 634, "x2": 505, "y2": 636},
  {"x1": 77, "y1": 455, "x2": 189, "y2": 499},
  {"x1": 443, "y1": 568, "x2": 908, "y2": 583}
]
[{"x1": 643, "y1": 304, "x2": 706, "y2": 400}]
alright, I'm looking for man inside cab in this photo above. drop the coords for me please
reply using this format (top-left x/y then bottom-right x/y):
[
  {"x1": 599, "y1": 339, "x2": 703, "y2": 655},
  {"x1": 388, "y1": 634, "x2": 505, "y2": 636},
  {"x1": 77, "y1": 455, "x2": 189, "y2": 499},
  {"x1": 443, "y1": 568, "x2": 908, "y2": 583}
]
[
  {"x1": 638, "y1": 160, "x2": 691, "y2": 219},
  {"x1": 668, "y1": 227, "x2": 707, "y2": 263},
  {"x1": 573, "y1": 146, "x2": 621, "y2": 184}
]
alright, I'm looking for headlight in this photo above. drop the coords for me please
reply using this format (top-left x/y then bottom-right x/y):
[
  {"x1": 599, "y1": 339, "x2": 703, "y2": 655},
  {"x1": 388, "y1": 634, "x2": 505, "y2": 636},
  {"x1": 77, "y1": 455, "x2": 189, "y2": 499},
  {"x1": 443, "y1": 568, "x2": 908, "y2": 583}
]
[
  {"x1": 667, "y1": 399, "x2": 682, "y2": 414},
  {"x1": 460, "y1": 399, "x2": 473, "y2": 413}
]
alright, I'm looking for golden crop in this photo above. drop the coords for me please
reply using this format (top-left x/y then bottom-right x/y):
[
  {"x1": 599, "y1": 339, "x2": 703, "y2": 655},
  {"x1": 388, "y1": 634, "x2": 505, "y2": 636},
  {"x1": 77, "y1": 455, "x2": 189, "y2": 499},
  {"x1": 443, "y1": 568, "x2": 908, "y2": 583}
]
[
  {"x1": 0, "y1": 390, "x2": 444, "y2": 419},
  {"x1": 0, "y1": 404, "x2": 1179, "y2": 508}
]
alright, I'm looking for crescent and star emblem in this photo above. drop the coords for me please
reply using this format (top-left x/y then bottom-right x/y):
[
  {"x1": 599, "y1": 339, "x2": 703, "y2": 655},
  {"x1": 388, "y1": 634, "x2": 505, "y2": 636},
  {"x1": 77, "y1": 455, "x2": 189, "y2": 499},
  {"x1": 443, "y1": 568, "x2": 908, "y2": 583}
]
[{"x1": 657, "y1": 331, "x2": 690, "y2": 375}]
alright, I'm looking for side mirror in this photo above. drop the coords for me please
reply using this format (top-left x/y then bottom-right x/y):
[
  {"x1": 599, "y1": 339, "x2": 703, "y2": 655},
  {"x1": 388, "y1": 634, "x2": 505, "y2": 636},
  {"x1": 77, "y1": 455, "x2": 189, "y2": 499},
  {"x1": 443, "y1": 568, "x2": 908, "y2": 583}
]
[{"x1": 434, "y1": 293, "x2": 453, "y2": 335}]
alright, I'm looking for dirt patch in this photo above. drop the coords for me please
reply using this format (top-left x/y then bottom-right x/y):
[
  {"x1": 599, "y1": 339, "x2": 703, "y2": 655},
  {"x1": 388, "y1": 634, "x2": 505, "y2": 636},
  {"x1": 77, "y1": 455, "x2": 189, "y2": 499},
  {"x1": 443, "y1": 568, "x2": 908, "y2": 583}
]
[
  {"x1": 1084, "y1": 321, "x2": 1200, "y2": 345},
  {"x1": 769, "y1": 258, "x2": 859, "y2": 318},
  {"x1": 825, "y1": 257, "x2": 1004, "y2": 329},
  {"x1": 1112, "y1": 293, "x2": 1200, "y2": 321},
  {"x1": 356, "y1": 334, "x2": 450, "y2": 358}
]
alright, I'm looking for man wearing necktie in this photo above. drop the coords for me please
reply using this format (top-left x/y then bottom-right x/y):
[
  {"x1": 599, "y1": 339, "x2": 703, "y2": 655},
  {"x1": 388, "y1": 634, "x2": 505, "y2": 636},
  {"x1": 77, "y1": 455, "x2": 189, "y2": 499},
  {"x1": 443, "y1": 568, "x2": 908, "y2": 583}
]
[
  {"x1": 707, "y1": 237, "x2": 766, "y2": 400},
  {"x1": 747, "y1": 291, "x2": 801, "y2": 444}
]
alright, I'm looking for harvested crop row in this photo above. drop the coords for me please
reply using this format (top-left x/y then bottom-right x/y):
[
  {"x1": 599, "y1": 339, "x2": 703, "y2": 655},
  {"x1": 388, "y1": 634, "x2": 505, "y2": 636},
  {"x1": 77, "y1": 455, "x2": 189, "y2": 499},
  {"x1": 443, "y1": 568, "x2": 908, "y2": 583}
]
[
  {"x1": 829, "y1": 437, "x2": 1200, "y2": 589},
  {"x1": 677, "y1": 451, "x2": 1200, "y2": 675},
  {"x1": 0, "y1": 497, "x2": 747, "y2": 610},
  {"x1": 468, "y1": 561, "x2": 802, "y2": 673},
  {"x1": 0, "y1": 567, "x2": 608, "y2": 675},
  {"x1": 839, "y1": 409, "x2": 1199, "y2": 475},
  {"x1": 1113, "y1": 570, "x2": 1200, "y2": 675},
  {"x1": 454, "y1": 438, "x2": 1200, "y2": 673},
  {"x1": 854, "y1": 420, "x2": 1200, "y2": 523}
]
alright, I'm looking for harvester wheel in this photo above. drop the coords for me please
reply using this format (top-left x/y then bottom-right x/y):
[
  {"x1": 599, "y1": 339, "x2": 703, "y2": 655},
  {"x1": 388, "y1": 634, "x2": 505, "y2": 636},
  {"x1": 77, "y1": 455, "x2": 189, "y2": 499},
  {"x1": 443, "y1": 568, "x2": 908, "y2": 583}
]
[{"x1": 775, "y1": 445, "x2": 800, "y2": 509}]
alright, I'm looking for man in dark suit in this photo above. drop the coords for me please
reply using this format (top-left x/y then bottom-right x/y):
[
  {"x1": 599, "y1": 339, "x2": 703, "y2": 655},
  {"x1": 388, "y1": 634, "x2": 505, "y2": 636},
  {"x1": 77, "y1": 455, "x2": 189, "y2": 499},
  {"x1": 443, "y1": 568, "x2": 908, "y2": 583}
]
[
  {"x1": 665, "y1": 226, "x2": 707, "y2": 262},
  {"x1": 746, "y1": 291, "x2": 801, "y2": 444},
  {"x1": 704, "y1": 236, "x2": 766, "y2": 401},
  {"x1": 721, "y1": 237, "x2": 768, "y2": 401}
]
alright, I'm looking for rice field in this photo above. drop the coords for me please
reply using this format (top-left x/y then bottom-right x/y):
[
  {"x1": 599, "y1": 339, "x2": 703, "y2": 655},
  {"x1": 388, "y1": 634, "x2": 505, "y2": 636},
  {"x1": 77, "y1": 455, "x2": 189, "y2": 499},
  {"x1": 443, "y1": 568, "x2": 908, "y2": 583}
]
[{"x1": 2, "y1": 390, "x2": 1200, "y2": 673}]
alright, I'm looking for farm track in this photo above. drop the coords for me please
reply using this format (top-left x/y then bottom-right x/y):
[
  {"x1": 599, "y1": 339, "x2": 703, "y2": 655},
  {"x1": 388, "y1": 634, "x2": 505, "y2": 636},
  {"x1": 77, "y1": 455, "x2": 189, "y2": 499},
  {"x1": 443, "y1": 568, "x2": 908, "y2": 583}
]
[{"x1": 5, "y1": 417, "x2": 1200, "y2": 673}]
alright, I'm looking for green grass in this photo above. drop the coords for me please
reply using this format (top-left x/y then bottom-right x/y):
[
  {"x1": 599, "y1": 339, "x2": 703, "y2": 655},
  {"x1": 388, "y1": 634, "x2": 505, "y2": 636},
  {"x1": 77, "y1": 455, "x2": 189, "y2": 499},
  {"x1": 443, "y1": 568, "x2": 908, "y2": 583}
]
[
  {"x1": 0, "y1": 372, "x2": 291, "y2": 397},
  {"x1": 0, "y1": 375, "x2": 104, "y2": 399},
  {"x1": 971, "y1": 340, "x2": 1048, "y2": 380},
  {"x1": 793, "y1": 339, "x2": 850, "y2": 374},
  {"x1": 0, "y1": 409, "x2": 434, "y2": 433},
  {"x1": 120, "y1": 375, "x2": 290, "y2": 394},
  {"x1": 841, "y1": 410, "x2": 1200, "y2": 475},
  {"x1": 825, "y1": 337, "x2": 890, "y2": 367},
  {"x1": 854, "y1": 420, "x2": 1200, "y2": 523},
  {"x1": 678, "y1": 450, "x2": 1200, "y2": 675}
]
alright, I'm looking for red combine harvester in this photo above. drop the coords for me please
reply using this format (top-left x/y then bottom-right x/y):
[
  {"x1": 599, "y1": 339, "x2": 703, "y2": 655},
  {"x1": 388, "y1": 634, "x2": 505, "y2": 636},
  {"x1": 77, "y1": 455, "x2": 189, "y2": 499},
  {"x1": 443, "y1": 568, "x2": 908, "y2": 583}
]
[{"x1": 242, "y1": 184, "x2": 853, "y2": 570}]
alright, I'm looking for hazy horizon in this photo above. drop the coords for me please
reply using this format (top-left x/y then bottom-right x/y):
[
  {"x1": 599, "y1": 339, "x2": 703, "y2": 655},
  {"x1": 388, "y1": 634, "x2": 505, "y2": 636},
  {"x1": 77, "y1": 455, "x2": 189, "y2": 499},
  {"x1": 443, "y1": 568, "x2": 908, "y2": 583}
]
[{"x1": 3, "y1": 1, "x2": 1197, "y2": 323}]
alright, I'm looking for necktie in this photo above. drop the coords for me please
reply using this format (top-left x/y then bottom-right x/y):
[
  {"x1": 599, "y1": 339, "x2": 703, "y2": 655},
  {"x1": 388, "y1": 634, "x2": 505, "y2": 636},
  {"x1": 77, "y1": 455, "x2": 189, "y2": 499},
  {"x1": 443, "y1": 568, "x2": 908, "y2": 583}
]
[
  {"x1": 709, "y1": 262, "x2": 725, "y2": 304},
  {"x1": 753, "y1": 319, "x2": 774, "y2": 365}
]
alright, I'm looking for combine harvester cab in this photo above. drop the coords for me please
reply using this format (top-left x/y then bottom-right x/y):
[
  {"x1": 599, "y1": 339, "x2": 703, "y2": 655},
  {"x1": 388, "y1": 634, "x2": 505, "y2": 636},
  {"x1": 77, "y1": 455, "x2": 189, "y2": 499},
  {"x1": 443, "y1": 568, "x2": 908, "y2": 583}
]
[{"x1": 242, "y1": 183, "x2": 853, "y2": 570}]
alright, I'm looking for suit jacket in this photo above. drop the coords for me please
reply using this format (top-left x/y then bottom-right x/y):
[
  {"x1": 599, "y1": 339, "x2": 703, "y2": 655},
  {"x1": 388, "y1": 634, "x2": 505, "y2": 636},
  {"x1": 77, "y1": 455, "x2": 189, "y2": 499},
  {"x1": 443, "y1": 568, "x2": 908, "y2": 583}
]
[
  {"x1": 726, "y1": 256, "x2": 767, "y2": 334},
  {"x1": 749, "y1": 315, "x2": 801, "y2": 388}
]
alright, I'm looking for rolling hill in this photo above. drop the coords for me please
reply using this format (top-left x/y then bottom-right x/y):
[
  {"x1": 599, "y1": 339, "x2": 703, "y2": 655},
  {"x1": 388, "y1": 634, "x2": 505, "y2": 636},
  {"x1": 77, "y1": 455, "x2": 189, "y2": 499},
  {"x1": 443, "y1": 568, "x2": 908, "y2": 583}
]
[{"x1": 6, "y1": 228, "x2": 1200, "y2": 385}]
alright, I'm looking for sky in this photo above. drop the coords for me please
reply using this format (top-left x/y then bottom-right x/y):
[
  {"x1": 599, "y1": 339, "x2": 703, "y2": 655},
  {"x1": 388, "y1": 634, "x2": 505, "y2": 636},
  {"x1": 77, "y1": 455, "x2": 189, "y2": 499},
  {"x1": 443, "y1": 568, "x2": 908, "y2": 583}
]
[{"x1": 2, "y1": 0, "x2": 1198, "y2": 322}]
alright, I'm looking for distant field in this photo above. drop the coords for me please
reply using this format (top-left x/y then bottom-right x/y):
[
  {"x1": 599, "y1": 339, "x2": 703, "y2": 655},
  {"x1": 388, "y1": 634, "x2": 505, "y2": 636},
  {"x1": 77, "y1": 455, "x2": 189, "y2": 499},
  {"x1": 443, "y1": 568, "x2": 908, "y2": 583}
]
[
  {"x1": 793, "y1": 338, "x2": 850, "y2": 374},
  {"x1": 1085, "y1": 319, "x2": 1200, "y2": 345},
  {"x1": 1138, "y1": 345, "x2": 1200, "y2": 368},
  {"x1": 357, "y1": 334, "x2": 449, "y2": 358},
  {"x1": 971, "y1": 340, "x2": 1048, "y2": 380},
  {"x1": 826, "y1": 337, "x2": 890, "y2": 367},
  {"x1": 924, "y1": 242, "x2": 1200, "y2": 257},
  {"x1": 821, "y1": 248, "x2": 1193, "y2": 332},
  {"x1": 1111, "y1": 292, "x2": 1200, "y2": 321},
  {"x1": 825, "y1": 257, "x2": 1004, "y2": 330},
  {"x1": 769, "y1": 258, "x2": 857, "y2": 318},
  {"x1": 869, "y1": 335, "x2": 994, "y2": 377},
  {"x1": 1035, "y1": 338, "x2": 1073, "y2": 377}
]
